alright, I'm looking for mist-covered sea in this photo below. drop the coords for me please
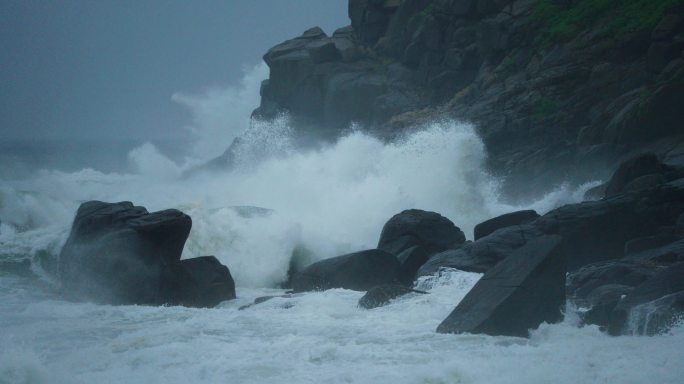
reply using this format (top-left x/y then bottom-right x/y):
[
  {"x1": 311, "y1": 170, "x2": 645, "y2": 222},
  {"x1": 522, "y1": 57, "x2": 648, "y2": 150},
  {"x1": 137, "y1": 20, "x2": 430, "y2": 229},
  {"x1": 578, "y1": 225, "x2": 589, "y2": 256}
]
[{"x1": 2, "y1": 64, "x2": 683, "y2": 383}]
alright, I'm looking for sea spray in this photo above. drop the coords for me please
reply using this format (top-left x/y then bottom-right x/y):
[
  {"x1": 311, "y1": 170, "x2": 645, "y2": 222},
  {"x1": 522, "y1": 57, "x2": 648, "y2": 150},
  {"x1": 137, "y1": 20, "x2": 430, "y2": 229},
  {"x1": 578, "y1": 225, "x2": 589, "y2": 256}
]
[{"x1": 0, "y1": 119, "x2": 598, "y2": 288}]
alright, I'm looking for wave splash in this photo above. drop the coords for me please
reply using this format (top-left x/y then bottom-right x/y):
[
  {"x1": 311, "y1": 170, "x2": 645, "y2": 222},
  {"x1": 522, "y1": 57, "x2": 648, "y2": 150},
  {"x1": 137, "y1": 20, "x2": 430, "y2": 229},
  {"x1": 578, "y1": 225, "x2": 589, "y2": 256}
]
[{"x1": 0, "y1": 117, "x2": 595, "y2": 288}]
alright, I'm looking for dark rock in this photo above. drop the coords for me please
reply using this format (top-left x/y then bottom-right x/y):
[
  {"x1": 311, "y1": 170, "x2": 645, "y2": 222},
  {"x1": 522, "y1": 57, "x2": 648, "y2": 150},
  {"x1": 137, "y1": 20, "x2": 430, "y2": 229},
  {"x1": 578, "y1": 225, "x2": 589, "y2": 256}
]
[
  {"x1": 623, "y1": 173, "x2": 667, "y2": 194},
  {"x1": 647, "y1": 42, "x2": 680, "y2": 72},
  {"x1": 567, "y1": 260, "x2": 661, "y2": 301},
  {"x1": 59, "y1": 201, "x2": 191, "y2": 304},
  {"x1": 238, "y1": 293, "x2": 302, "y2": 310},
  {"x1": 677, "y1": 213, "x2": 684, "y2": 235},
  {"x1": 624, "y1": 234, "x2": 682, "y2": 257},
  {"x1": 621, "y1": 291, "x2": 684, "y2": 335},
  {"x1": 535, "y1": 196, "x2": 645, "y2": 271},
  {"x1": 396, "y1": 245, "x2": 432, "y2": 281},
  {"x1": 581, "y1": 284, "x2": 634, "y2": 328},
  {"x1": 652, "y1": 14, "x2": 683, "y2": 41},
  {"x1": 291, "y1": 249, "x2": 404, "y2": 292},
  {"x1": 377, "y1": 209, "x2": 465, "y2": 256},
  {"x1": 349, "y1": 0, "x2": 399, "y2": 44},
  {"x1": 609, "y1": 262, "x2": 684, "y2": 335},
  {"x1": 604, "y1": 154, "x2": 668, "y2": 198},
  {"x1": 583, "y1": 183, "x2": 608, "y2": 201},
  {"x1": 165, "y1": 256, "x2": 236, "y2": 308},
  {"x1": 624, "y1": 238, "x2": 684, "y2": 264},
  {"x1": 358, "y1": 284, "x2": 428, "y2": 309},
  {"x1": 437, "y1": 235, "x2": 566, "y2": 337},
  {"x1": 308, "y1": 39, "x2": 341, "y2": 63},
  {"x1": 333, "y1": 26, "x2": 363, "y2": 62},
  {"x1": 417, "y1": 224, "x2": 544, "y2": 276},
  {"x1": 473, "y1": 210, "x2": 539, "y2": 240}
]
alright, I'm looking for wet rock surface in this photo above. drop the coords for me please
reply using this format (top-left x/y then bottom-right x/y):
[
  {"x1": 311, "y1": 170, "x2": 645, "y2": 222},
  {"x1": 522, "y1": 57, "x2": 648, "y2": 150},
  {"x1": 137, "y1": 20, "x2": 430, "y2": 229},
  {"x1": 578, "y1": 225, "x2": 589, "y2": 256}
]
[
  {"x1": 437, "y1": 235, "x2": 566, "y2": 337},
  {"x1": 291, "y1": 249, "x2": 404, "y2": 292},
  {"x1": 58, "y1": 201, "x2": 236, "y2": 307}
]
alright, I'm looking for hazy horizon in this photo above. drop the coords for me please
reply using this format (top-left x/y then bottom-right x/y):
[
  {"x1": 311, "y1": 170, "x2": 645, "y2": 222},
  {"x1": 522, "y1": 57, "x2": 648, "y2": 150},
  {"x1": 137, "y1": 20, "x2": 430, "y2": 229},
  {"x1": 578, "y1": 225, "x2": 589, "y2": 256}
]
[{"x1": 0, "y1": 1, "x2": 348, "y2": 142}]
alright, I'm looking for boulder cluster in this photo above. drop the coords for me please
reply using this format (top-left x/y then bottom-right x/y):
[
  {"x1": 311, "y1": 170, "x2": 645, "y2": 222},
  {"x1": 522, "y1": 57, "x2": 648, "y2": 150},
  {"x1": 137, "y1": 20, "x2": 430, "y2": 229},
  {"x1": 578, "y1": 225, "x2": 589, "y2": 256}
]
[
  {"x1": 55, "y1": 153, "x2": 684, "y2": 337},
  {"x1": 287, "y1": 153, "x2": 684, "y2": 337}
]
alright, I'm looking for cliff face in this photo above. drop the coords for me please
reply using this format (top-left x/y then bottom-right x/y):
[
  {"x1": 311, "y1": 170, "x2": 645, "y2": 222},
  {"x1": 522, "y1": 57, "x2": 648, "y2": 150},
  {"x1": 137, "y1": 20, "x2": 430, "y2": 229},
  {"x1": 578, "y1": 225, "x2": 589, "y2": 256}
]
[{"x1": 253, "y1": 0, "x2": 684, "y2": 198}]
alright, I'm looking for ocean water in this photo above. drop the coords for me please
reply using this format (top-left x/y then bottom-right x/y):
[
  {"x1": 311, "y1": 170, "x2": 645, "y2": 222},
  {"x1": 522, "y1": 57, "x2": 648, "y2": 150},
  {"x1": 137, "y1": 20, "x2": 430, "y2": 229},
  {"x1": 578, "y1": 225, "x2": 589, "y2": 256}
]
[{"x1": 2, "y1": 64, "x2": 682, "y2": 383}]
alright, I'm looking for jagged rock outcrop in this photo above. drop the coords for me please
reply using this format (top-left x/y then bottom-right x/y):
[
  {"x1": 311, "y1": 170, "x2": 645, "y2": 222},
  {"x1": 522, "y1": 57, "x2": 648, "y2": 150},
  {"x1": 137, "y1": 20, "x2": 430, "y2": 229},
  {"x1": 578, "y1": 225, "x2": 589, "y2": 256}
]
[
  {"x1": 58, "y1": 201, "x2": 236, "y2": 307},
  {"x1": 253, "y1": 0, "x2": 684, "y2": 197}
]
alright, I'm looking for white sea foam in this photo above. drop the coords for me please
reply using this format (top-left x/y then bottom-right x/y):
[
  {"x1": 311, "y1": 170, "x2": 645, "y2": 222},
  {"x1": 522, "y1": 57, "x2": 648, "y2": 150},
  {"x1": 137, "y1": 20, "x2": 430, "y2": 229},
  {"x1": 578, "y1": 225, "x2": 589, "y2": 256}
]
[{"x1": 1, "y1": 270, "x2": 683, "y2": 384}]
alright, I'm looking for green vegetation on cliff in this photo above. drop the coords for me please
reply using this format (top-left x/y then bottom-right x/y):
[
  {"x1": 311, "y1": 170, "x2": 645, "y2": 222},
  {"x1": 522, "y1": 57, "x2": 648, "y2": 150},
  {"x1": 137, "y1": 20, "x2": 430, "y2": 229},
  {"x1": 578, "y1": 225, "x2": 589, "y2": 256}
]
[{"x1": 534, "y1": 0, "x2": 682, "y2": 48}]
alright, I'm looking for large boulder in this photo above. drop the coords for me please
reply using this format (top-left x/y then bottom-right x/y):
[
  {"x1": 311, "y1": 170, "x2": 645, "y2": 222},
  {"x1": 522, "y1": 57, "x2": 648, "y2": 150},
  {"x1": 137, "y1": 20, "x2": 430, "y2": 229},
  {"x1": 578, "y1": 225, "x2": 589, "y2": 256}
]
[
  {"x1": 535, "y1": 196, "x2": 644, "y2": 271},
  {"x1": 437, "y1": 235, "x2": 566, "y2": 337},
  {"x1": 604, "y1": 153, "x2": 677, "y2": 198},
  {"x1": 58, "y1": 201, "x2": 235, "y2": 306},
  {"x1": 473, "y1": 210, "x2": 539, "y2": 240},
  {"x1": 377, "y1": 209, "x2": 465, "y2": 256},
  {"x1": 395, "y1": 245, "x2": 433, "y2": 281},
  {"x1": 291, "y1": 249, "x2": 404, "y2": 292},
  {"x1": 164, "y1": 256, "x2": 236, "y2": 308}
]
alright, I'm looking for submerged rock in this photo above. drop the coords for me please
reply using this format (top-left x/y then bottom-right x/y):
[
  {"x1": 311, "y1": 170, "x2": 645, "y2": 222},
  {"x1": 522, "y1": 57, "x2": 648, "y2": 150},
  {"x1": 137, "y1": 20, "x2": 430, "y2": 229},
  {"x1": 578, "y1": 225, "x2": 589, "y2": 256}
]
[
  {"x1": 358, "y1": 284, "x2": 428, "y2": 309},
  {"x1": 291, "y1": 249, "x2": 403, "y2": 292},
  {"x1": 58, "y1": 200, "x2": 235, "y2": 307},
  {"x1": 437, "y1": 235, "x2": 566, "y2": 337},
  {"x1": 604, "y1": 153, "x2": 677, "y2": 198}
]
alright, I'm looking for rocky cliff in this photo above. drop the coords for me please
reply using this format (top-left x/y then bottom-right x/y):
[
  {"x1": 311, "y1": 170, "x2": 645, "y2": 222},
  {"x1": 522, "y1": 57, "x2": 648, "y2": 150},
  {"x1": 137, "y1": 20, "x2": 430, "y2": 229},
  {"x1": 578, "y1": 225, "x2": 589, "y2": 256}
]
[{"x1": 252, "y1": 0, "x2": 684, "y2": 199}]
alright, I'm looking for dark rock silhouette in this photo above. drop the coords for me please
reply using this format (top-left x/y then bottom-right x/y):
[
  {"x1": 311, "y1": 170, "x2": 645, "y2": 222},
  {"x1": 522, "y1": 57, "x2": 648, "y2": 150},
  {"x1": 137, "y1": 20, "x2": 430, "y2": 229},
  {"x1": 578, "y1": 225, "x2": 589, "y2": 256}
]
[
  {"x1": 58, "y1": 201, "x2": 235, "y2": 307},
  {"x1": 291, "y1": 249, "x2": 404, "y2": 292},
  {"x1": 377, "y1": 209, "x2": 465, "y2": 256}
]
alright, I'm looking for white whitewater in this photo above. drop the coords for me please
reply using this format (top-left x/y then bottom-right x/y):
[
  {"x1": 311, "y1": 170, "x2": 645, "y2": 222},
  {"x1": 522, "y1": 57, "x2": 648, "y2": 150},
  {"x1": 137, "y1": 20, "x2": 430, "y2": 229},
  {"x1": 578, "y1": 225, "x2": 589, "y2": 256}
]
[{"x1": 1, "y1": 64, "x2": 682, "y2": 383}]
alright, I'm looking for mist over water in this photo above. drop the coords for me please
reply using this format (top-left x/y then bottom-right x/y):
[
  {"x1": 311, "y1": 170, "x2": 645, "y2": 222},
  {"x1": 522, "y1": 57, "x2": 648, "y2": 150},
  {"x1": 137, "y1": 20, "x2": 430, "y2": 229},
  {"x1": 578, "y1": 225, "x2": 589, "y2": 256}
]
[{"x1": 3, "y1": 63, "x2": 679, "y2": 384}]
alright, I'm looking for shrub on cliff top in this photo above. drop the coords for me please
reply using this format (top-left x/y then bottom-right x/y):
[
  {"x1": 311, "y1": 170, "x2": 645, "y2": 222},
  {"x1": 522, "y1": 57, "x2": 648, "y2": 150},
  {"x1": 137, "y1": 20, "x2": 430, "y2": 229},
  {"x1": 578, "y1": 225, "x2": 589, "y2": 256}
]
[{"x1": 534, "y1": 0, "x2": 682, "y2": 48}]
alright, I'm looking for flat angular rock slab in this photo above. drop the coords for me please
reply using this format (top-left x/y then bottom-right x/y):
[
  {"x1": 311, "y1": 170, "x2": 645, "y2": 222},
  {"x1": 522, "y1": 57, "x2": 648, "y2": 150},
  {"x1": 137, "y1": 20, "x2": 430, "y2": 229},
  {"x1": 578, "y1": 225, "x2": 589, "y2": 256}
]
[
  {"x1": 291, "y1": 249, "x2": 403, "y2": 292},
  {"x1": 437, "y1": 235, "x2": 566, "y2": 337},
  {"x1": 473, "y1": 210, "x2": 539, "y2": 240},
  {"x1": 358, "y1": 284, "x2": 428, "y2": 309}
]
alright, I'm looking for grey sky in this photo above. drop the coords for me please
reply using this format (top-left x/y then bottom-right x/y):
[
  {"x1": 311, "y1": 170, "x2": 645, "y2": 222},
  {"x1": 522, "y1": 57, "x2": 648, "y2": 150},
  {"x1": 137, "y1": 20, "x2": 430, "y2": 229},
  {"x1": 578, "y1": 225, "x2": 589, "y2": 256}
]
[{"x1": 0, "y1": 1, "x2": 348, "y2": 141}]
